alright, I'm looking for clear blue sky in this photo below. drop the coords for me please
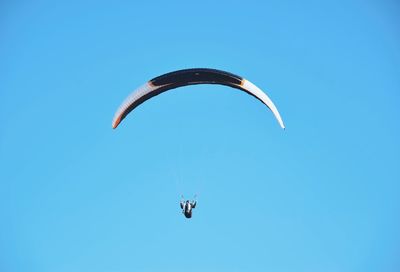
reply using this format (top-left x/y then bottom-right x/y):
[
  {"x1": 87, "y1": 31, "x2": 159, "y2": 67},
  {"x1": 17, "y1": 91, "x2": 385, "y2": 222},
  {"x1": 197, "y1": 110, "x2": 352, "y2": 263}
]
[{"x1": 1, "y1": 0, "x2": 399, "y2": 271}]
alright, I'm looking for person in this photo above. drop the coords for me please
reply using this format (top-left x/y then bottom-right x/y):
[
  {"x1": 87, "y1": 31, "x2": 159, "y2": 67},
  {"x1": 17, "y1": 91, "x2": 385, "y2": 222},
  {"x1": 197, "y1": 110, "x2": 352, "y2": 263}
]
[{"x1": 180, "y1": 198, "x2": 197, "y2": 218}]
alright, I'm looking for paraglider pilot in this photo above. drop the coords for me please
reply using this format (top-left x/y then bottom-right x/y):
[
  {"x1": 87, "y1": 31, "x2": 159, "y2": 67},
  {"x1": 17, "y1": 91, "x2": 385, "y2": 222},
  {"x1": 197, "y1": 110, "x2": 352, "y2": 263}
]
[{"x1": 180, "y1": 198, "x2": 196, "y2": 219}]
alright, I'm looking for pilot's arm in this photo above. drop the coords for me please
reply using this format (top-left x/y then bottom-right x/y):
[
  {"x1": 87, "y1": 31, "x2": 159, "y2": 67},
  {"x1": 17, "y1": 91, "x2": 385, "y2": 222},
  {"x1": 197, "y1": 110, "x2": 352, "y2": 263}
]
[{"x1": 191, "y1": 201, "x2": 196, "y2": 209}]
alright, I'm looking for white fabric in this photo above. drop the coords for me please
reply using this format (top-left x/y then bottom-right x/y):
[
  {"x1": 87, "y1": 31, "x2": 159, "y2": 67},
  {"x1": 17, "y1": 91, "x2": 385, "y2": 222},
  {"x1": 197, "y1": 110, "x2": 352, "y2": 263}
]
[
  {"x1": 241, "y1": 79, "x2": 285, "y2": 129},
  {"x1": 112, "y1": 83, "x2": 158, "y2": 128}
]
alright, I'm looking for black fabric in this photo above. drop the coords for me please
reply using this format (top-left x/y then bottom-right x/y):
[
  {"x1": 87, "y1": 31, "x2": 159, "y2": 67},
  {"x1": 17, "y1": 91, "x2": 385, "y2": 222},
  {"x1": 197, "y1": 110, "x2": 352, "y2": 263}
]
[
  {"x1": 150, "y1": 68, "x2": 243, "y2": 87},
  {"x1": 119, "y1": 69, "x2": 247, "y2": 124}
]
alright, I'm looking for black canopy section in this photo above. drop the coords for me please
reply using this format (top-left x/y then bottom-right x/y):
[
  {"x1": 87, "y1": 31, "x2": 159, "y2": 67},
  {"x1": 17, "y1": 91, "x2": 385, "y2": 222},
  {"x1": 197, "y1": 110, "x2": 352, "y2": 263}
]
[{"x1": 150, "y1": 68, "x2": 243, "y2": 87}]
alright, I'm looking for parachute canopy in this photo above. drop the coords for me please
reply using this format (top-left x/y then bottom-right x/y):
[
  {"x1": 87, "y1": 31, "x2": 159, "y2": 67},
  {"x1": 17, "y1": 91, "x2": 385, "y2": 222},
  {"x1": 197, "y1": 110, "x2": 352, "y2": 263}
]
[{"x1": 112, "y1": 68, "x2": 285, "y2": 129}]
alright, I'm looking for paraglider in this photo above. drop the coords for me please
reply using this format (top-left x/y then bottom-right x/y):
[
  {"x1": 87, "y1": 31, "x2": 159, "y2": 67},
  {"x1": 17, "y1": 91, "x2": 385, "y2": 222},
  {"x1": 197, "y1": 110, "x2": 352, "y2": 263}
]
[
  {"x1": 112, "y1": 68, "x2": 285, "y2": 218},
  {"x1": 112, "y1": 68, "x2": 285, "y2": 129},
  {"x1": 180, "y1": 197, "x2": 197, "y2": 219}
]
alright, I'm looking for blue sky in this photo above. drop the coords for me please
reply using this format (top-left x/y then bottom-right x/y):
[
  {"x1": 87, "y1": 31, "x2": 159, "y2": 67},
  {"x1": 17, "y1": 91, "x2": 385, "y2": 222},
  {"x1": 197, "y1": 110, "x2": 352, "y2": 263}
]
[{"x1": 1, "y1": 0, "x2": 399, "y2": 271}]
